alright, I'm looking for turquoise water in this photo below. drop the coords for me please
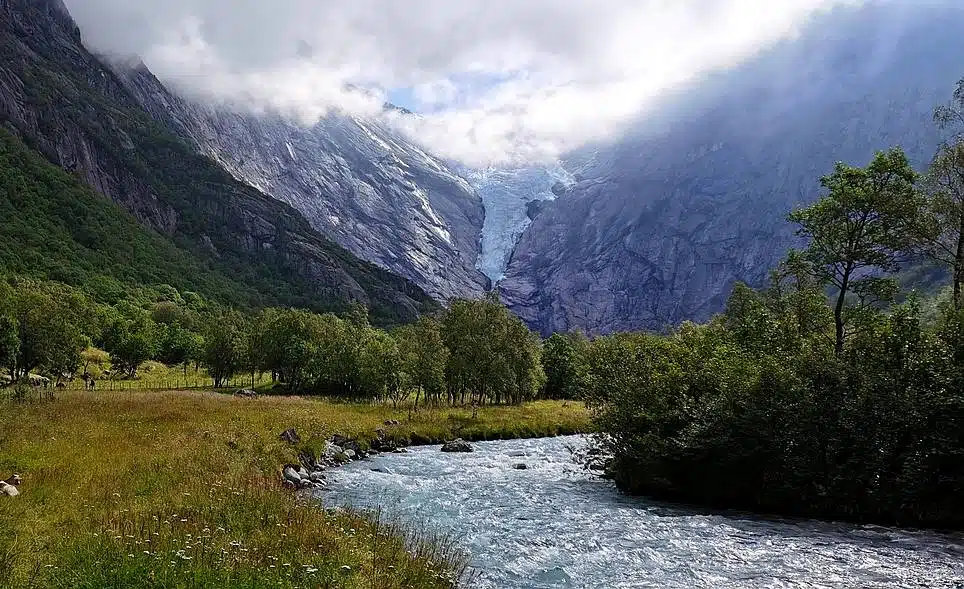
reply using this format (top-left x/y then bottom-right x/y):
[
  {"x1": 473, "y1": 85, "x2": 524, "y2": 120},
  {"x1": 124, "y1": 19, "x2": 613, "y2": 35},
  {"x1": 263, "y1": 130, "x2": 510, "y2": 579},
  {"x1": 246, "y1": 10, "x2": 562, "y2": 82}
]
[{"x1": 323, "y1": 436, "x2": 964, "y2": 589}]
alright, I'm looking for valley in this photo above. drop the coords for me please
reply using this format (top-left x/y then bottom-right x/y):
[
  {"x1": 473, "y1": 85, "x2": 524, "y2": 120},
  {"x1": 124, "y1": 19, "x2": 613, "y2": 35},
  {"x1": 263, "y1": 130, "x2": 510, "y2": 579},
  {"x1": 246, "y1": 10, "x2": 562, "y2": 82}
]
[{"x1": 2, "y1": 1, "x2": 964, "y2": 588}]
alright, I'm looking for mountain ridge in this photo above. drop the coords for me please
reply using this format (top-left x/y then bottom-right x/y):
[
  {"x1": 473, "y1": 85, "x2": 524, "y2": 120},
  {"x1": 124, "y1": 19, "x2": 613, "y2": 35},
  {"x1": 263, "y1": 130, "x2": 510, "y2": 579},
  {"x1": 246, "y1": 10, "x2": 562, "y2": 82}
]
[
  {"x1": 111, "y1": 61, "x2": 489, "y2": 303},
  {"x1": 0, "y1": 0, "x2": 436, "y2": 323}
]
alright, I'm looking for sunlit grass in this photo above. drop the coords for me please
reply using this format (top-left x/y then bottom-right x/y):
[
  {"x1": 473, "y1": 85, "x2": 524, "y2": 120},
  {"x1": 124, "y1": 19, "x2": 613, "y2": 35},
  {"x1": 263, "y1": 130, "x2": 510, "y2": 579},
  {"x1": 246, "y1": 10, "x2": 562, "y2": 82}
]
[
  {"x1": 0, "y1": 391, "x2": 590, "y2": 588},
  {"x1": 60, "y1": 359, "x2": 272, "y2": 391}
]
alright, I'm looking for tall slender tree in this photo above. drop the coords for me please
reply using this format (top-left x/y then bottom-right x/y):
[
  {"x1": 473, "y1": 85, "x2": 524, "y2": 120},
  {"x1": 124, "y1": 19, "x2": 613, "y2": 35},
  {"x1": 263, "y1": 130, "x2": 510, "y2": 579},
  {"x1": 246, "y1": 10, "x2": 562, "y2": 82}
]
[
  {"x1": 788, "y1": 148, "x2": 922, "y2": 355},
  {"x1": 913, "y1": 79, "x2": 964, "y2": 309}
]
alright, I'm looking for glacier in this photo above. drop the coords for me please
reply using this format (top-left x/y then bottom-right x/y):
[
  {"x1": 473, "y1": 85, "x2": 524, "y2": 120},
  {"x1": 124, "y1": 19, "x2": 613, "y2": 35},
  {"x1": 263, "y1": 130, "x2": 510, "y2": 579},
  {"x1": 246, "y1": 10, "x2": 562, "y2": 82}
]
[{"x1": 466, "y1": 164, "x2": 576, "y2": 283}]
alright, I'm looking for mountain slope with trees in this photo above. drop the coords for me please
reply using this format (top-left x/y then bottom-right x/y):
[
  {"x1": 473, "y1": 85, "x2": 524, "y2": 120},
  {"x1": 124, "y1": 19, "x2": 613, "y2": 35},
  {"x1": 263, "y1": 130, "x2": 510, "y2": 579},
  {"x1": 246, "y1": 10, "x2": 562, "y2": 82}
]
[{"x1": 0, "y1": 0, "x2": 435, "y2": 324}]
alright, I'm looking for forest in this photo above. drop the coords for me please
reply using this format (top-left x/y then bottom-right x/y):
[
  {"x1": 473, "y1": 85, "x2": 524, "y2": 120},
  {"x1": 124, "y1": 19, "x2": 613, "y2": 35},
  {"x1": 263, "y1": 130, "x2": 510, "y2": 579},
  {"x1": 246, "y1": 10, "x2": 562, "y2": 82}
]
[{"x1": 0, "y1": 276, "x2": 549, "y2": 408}]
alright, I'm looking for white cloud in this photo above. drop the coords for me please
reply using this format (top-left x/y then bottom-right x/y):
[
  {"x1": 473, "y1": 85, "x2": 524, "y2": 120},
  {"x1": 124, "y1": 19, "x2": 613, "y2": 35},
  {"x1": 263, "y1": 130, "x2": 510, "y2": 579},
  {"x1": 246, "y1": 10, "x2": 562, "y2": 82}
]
[{"x1": 64, "y1": 0, "x2": 870, "y2": 167}]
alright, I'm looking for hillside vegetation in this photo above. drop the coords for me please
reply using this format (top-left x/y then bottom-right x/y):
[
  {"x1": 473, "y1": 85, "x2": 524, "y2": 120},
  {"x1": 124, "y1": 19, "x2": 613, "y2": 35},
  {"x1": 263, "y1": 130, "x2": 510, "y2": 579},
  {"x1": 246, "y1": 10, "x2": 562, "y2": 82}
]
[
  {"x1": 0, "y1": 0, "x2": 437, "y2": 325},
  {"x1": 0, "y1": 127, "x2": 268, "y2": 306}
]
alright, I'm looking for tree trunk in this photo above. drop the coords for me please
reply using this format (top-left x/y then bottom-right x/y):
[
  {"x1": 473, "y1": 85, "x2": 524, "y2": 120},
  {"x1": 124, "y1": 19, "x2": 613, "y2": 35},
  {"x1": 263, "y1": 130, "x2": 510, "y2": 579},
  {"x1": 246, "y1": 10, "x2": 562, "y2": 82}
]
[
  {"x1": 834, "y1": 270, "x2": 852, "y2": 357},
  {"x1": 955, "y1": 210, "x2": 964, "y2": 310}
]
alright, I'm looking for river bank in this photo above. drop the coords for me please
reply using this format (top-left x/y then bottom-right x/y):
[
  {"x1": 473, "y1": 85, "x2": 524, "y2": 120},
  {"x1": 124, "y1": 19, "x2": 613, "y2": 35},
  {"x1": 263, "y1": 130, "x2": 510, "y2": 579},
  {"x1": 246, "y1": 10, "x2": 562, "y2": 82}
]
[{"x1": 0, "y1": 390, "x2": 590, "y2": 588}]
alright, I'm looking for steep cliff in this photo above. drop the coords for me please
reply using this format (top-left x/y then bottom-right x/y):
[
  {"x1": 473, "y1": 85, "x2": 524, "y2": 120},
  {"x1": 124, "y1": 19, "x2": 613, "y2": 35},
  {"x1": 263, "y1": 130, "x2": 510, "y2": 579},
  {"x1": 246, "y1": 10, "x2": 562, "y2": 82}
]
[
  {"x1": 501, "y1": 3, "x2": 964, "y2": 335},
  {"x1": 113, "y1": 65, "x2": 489, "y2": 303},
  {"x1": 0, "y1": 0, "x2": 436, "y2": 323}
]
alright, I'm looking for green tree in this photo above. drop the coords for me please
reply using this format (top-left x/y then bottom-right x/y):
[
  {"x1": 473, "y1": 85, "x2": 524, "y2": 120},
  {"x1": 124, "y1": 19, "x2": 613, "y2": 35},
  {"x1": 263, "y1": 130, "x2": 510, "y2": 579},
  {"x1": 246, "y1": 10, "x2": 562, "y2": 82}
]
[
  {"x1": 912, "y1": 83, "x2": 964, "y2": 309},
  {"x1": 541, "y1": 333, "x2": 589, "y2": 400},
  {"x1": 442, "y1": 294, "x2": 543, "y2": 405},
  {"x1": 0, "y1": 314, "x2": 18, "y2": 377},
  {"x1": 202, "y1": 311, "x2": 248, "y2": 388},
  {"x1": 158, "y1": 324, "x2": 203, "y2": 371},
  {"x1": 254, "y1": 308, "x2": 326, "y2": 391},
  {"x1": 2, "y1": 281, "x2": 90, "y2": 380},
  {"x1": 788, "y1": 148, "x2": 922, "y2": 355},
  {"x1": 360, "y1": 330, "x2": 408, "y2": 406},
  {"x1": 394, "y1": 316, "x2": 448, "y2": 407},
  {"x1": 102, "y1": 312, "x2": 159, "y2": 378}
]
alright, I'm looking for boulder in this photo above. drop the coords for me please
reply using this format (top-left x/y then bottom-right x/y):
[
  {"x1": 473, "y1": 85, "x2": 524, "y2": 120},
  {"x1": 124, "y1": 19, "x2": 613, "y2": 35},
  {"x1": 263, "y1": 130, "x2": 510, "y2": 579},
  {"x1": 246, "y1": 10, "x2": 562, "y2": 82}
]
[
  {"x1": 513, "y1": 463, "x2": 528, "y2": 470},
  {"x1": 324, "y1": 442, "x2": 344, "y2": 459},
  {"x1": 234, "y1": 388, "x2": 258, "y2": 398},
  {"x1": 441, "y1": 438, "x2": 473, "y2": 453},
  {"x1": 282, "y1": 466, "x2": 303, "y2": 486},
  {"x1": 299, "y1": 450, "x2": 320, "y2": 471},
  {"x1": 1, "y1": 475, "x2": 20, "y2": 497},
  {"x1": 344, "y1": 449, "x2": 357, "y2": 460},
  {"x1": 370, "y1": 431, "x2": 397, "y2": 452},
  {"x1": 309, "y1": 471, "x2": 325, "y2": 483},
  {"x1": 330, "y1": 434, "x2": 363, "y2": 457},
  {"x1": 279, "y1": 428, "x2": 301, "y2": 445}
]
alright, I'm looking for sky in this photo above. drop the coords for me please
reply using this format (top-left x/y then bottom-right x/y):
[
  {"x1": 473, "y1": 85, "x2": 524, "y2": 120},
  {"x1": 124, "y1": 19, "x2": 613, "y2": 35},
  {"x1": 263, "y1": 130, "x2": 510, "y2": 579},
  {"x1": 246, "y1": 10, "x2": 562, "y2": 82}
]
[{"x1": 62, "y1": 0, "x2": 872, "y2": 168}]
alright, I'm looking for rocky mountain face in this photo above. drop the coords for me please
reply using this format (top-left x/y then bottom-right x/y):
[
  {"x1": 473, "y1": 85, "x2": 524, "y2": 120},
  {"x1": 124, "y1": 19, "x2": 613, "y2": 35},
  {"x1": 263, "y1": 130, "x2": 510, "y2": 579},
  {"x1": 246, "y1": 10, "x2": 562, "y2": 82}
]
[
  {"x1": 0, "y1": 0, "x2": 436, "y2": 322},
  {"x1": 501, "y1": 3, "x2": 964, "y2": 335},
  {"x1": 114, "y1": 66, "x2": 489, "y2": 303}
]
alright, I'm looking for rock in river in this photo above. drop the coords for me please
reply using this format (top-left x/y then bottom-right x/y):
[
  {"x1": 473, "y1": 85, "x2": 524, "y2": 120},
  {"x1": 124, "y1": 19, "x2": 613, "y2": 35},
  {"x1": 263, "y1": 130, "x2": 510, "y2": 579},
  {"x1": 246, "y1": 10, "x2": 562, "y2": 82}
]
[{"x1": 441, "y1": 438, "x2": 473, "y2": 453}]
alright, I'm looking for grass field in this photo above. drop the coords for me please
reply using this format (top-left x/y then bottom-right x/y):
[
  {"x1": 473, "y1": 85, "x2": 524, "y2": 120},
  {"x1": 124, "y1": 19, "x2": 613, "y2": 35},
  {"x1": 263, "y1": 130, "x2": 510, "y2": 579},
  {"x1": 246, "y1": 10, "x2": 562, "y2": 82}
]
[{"x1": 0, "y1": 391, "x2": 591, "y2": 588}]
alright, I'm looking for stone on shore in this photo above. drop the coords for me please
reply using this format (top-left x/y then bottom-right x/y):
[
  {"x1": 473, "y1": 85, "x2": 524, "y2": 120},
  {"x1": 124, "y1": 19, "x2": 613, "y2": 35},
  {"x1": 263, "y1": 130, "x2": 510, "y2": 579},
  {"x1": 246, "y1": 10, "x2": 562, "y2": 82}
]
[
  {"x1": 279, "y1": 428, "x2": 301, "y2": 445},
  {"x1": 282, "y1": 465, "x2": 303, "y2": 487}
]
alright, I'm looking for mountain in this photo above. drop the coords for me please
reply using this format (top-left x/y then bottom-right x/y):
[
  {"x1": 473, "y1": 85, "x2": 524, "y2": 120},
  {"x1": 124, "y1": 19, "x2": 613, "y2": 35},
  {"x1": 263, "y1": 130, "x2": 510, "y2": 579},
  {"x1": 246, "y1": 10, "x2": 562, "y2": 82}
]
[
  {"x1": 500, "y1": 2, "x2": 964, "y2": 335},
  {"x1": 0, "y1": 0, "x2": 435, "y2": 323},
  {"x1": 112, "y1": 65, "x2": 489, "y2": 303}
]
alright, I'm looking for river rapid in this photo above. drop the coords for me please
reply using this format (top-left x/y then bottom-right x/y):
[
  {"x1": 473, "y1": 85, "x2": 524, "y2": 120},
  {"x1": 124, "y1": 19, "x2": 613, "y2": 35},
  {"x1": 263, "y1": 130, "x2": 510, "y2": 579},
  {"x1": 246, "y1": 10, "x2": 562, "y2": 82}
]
[{"x1": 322, "y1": 435, "x2": 964, "y2": 589}]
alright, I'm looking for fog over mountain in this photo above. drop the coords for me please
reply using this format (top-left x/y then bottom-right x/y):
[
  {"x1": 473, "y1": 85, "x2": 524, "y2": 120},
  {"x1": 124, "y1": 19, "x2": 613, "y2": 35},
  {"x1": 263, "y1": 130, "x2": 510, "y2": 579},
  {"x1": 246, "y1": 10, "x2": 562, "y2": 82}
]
[
  {"x1": 52, "y1": 0, "x2": 964, "y2": 334},
  {"x1": 63, "y1": 0, "x2": 872, "y2": 166},
  {"x1": 500, "y1": 1, "x2": 964, "y2": 334}
]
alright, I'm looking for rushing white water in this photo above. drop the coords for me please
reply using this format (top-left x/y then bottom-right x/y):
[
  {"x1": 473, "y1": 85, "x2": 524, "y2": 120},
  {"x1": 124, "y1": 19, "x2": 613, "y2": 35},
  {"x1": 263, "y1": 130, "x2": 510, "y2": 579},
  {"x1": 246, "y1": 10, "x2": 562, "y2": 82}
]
[{"x1": 322, "y1": 436, "x2": 964, "y2": 589}]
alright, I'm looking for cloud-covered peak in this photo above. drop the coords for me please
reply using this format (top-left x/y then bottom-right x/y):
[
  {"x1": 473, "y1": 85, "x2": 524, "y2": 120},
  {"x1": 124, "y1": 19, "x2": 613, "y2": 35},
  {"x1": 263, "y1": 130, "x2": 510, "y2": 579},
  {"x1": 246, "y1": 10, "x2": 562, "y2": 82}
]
[{"x1": 64, "y1": 0, "x2": 870, "y2": 167}]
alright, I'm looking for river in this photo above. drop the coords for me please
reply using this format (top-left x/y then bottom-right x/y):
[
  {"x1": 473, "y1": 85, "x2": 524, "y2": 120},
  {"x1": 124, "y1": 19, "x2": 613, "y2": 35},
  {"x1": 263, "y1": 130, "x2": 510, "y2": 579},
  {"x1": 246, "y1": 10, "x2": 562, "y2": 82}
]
[{"x1": 322, "y1": 435, "x2": 964, "y2": 589}]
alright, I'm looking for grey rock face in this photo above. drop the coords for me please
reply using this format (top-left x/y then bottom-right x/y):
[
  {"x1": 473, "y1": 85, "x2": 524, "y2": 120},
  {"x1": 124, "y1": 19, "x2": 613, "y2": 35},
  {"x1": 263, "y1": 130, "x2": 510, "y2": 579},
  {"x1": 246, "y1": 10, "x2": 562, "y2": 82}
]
[
  {"x1": 502, "y1": 4, "x2": 964, "y2": 335},
  {"x1": 115, "y1": 66, "x2": 489, "y2": 302}
]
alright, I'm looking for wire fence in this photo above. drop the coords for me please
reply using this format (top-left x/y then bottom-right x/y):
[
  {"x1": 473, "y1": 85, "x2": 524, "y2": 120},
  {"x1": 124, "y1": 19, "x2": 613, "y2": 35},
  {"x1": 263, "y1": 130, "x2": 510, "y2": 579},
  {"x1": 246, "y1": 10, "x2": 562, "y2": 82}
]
[{"x1": 60, "y1": 376, "x2": 270, "y2": 392}]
